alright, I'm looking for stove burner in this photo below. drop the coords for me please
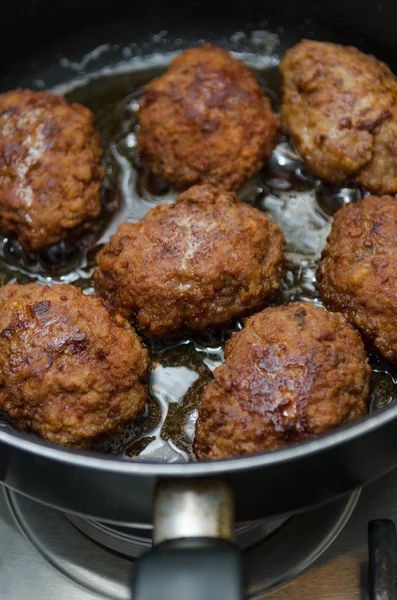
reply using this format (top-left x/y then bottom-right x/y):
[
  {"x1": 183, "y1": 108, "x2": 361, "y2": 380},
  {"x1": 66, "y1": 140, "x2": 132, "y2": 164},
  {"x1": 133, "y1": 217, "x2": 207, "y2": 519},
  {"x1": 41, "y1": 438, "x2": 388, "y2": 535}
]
[
  {"x1": 5, "y1": 488, "x2": 360, "y2": 600},
  {"x1": 65, "y1": 514, "x2": 288, "y2": 558},
  {"x1": 67, "y1": 518, "x2": 153, "y2": 558}
]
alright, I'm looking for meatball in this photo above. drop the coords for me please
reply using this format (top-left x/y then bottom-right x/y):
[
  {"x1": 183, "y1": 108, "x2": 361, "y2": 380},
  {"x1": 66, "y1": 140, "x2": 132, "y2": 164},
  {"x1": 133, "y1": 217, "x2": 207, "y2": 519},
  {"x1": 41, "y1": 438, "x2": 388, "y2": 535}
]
[
  {"x1": 0, "y1": 89, "x2": 105, "y2": 252},
  {"x1": 280, "y1": 40, "x2": 397, "y2": 194},
  {"x1": 136, "y1": 44, "x2": 279, "y2": 191},
  {"x1": 0, "y1": 283, "x2": 149, "y2": 448},
  {"x1": 317, "y1": 195, "x2": 397, "y2": 361},
  {"x1": 94, "y1": 184, "x2": 285, "y2": 337},
  {"x1": 193, "y1": 303, "x2": 370, "y2": 460}
]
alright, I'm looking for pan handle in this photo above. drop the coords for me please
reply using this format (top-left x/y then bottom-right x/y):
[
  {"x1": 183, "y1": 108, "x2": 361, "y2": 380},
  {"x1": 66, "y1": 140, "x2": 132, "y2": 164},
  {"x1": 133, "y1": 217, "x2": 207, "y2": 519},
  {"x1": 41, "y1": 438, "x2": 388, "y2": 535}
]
[{"x1": 132, "y1": 479, "x2": 244, "y2": 600}]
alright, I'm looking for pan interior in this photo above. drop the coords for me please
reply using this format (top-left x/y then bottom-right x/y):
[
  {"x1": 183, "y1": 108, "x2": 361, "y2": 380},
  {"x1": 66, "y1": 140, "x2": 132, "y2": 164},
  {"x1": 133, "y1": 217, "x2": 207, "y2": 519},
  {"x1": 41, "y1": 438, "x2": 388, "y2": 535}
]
[{"x1": 0, "y1": 21, "x2": 396, "y2": 463}]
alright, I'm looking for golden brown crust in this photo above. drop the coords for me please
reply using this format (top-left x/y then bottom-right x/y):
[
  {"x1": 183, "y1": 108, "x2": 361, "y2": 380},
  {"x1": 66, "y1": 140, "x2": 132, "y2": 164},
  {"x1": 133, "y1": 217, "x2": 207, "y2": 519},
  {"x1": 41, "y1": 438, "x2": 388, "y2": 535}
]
[
  {"x1": 193, "y1": 303, "x2": 370, "y2": 460},
  {"x1": 94, "y1": 184, "x2": 285, "y2": 337},
  {"x1": 317, "y1": 195, "x2": 397, "y2": 361},
  {"x1": 0, "y1": 283, "x2": 149, "y2": 448},
  {"x1": 280, "y1": 40, "x2": 397, "y2": 194},
  {"x1": 137, "y1": 44, "x2": 279, "y2": 191},
  {"x1": 0, "y1": 90, "x2": 105, "y2": 252}
]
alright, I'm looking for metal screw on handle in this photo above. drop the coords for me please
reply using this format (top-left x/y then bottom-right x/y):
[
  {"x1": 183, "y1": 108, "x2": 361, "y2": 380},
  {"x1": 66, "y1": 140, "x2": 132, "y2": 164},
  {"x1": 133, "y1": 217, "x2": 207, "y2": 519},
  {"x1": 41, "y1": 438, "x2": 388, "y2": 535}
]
[
  {"x1": 368, "y1": 519, "x2": 397, "y2": 600},
  {"x1": 153, "y1": 478, "x2": 235, "y2": 544}
]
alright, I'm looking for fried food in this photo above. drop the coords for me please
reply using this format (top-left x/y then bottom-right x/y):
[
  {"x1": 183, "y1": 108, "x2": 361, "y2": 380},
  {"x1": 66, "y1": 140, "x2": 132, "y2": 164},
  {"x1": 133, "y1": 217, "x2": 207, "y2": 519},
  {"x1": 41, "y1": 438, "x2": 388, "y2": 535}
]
[
  {"x1": 317, "y1": 195, "x2": 397, "y2": 361},
  {"x1": 0, "y1": 89, "x2": 105, "y2": 252},
  {"x1": 280, "y1": 40, "x2": 397, "y2": 194},
  {"x1": 94, "y1": 184, "x2": 285, "y2": 337},
  {"x1": 194, "y1": 303, "x2": 370, "y2": 460},
  {"x1": 137, "y1": 44, "x2": 279, "y2": 191},
  {"x1": 0, "y1": 283, "x2": 149, "y2": 448}
]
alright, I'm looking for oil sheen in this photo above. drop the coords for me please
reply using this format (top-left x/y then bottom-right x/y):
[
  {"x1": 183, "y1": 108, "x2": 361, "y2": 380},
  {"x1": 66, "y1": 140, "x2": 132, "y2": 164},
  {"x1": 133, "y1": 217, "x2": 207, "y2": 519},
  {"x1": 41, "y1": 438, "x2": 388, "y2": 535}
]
[{"x1": 0, "y1": 52, "x2": 395, "y2": 462}]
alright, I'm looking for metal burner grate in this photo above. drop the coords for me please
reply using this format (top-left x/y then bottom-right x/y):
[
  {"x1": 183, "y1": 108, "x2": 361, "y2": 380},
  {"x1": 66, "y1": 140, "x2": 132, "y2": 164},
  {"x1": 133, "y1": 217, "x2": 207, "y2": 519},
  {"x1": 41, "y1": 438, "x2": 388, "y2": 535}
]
[
  {"x1": 5, "y1": 488, "x2": 360, "y2": 600},
  {"x1": 66, "y1": 514, "x2": 288, "y2": 558}
]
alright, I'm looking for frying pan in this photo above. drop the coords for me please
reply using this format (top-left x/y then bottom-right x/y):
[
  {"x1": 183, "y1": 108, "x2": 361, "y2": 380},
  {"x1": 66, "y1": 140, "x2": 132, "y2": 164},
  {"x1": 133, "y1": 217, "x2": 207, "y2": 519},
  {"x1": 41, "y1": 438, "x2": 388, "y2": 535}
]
[{"x1": 1, "y1": 0, "x2": 397, "y2": 598}]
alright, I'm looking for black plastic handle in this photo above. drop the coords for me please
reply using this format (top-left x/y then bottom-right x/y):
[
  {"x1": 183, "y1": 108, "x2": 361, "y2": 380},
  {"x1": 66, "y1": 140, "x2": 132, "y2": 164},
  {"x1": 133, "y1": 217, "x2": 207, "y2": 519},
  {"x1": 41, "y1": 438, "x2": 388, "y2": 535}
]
[
  {"x1": 368, "y1": 519, "x2": 397, "y2": 600},
  {"x1": 132, "y1": 537, "x2": 244, "y2": 600}
]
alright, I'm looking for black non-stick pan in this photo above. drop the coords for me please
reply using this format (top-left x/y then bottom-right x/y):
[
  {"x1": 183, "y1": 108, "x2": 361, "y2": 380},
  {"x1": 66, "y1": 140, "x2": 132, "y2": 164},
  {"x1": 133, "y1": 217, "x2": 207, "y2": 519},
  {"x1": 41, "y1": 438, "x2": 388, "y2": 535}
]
[{"x1": 1, "y1": 1, "x2": 397, "y2": 598}]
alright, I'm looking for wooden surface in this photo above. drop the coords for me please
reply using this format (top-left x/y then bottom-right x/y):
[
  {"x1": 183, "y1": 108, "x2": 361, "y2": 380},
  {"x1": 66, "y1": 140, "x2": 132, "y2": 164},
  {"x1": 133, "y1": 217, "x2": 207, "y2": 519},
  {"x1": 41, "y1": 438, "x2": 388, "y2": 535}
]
[{"x1": 267, "y1": 468, "x2": 397, "y2": 600}]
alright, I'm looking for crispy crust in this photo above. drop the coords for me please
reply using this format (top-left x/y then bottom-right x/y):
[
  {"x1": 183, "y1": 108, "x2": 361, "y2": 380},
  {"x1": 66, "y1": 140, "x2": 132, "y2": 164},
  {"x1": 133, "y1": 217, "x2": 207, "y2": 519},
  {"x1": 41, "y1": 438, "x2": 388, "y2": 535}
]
[
  {"x1": 194, "y1": 303, "x2": 370, "y2": 460},
  {"x1": 137, "y1": 44, "x2": 279, "y2": 191},
  {"x1": 0, "y1": 283, "x2": 149, "y2": 448},
  {"x1": 280, "y1": 40, "x2": 397, "y2": 194},
  {"x1": 317, "y1": 195, "x2": 397, "y2": 361},
  {"x1": 94, "y1": 184, "x2": 285, "y2": 337},
  {"x1": 0, "y1": 90, "x2": 105, "y2": 252}
]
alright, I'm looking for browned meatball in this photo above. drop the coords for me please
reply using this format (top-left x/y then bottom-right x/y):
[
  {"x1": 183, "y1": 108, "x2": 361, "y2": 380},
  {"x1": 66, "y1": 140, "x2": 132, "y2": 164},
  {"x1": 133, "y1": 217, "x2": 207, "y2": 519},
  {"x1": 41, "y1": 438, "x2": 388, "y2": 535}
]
[
  {"x1": 0, "y1": 89, "x2": 105, "y2": 252},
  {"x1": 193, "y1": 303, "x2": 370, "y2": 460},
  {"x1": 317, "y1": 195, "x2": 397, "y2": 361},
  {"x1": 136, "y1": 44, "x2": 279, "y2": 191},
  {"x1": 94, "y1": 185, "x2": 285, "y2": 337},
  {"x1": 0, "y1": 283, "x2": 149, "y2": 448},
  {"x1": 280, "y1": 40, "x2": 397, "y2": 194}
]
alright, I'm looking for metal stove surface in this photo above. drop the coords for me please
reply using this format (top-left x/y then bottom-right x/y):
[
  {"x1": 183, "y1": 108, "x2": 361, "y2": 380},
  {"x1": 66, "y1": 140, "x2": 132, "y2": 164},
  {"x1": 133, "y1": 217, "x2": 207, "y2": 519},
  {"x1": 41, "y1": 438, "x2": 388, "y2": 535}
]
[{"x1": 2, "y1": 468, "x2": 397, "y2": 600}]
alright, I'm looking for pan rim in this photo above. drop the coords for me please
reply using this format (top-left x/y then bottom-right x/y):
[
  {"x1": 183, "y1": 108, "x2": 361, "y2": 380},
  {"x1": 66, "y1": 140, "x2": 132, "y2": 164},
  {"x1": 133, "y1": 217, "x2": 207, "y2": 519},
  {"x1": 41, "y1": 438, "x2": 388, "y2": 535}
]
[{"x1": 0, "y1": 398, "x2": 395, "y2": 475}]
